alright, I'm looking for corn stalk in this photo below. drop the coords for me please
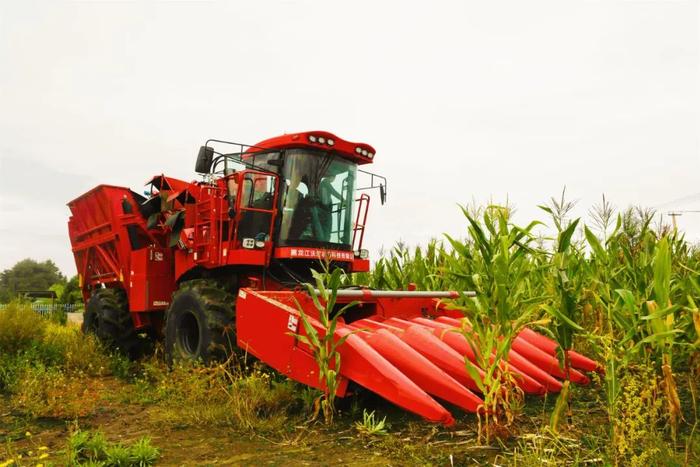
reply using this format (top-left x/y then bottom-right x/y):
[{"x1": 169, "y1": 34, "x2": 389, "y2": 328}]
[
  {"x1": 292, "y1": 268, "x2": 358, "y2": 425},
  {"x1": 444, "y1": 205, "x2": 542, "y2": 443}
]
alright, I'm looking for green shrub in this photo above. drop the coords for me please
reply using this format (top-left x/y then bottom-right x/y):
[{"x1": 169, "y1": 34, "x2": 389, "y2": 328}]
[
  {"x1": 39, "y1": 321, "x2": 110, "y2": 375},
  {"x1": 47, "y1": 308, "x2": 68, "y2": 325},
  {"x1": 0, "y1": 302, "x2": 46, "y2": 353},
  {"x1": 0, "y1": 351, "x2": 29, "y2": 390}
]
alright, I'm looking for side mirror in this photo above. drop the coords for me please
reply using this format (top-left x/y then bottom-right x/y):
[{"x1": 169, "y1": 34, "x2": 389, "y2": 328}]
[
  {"x1": 380, "y1": 183, "x2": 387, "y2": 205},
  {"x1": 195, "y1": 146, "x2": 214, "y2": 173}
]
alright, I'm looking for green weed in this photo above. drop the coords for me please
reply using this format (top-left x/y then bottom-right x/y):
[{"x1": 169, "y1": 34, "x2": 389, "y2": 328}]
[
  {"x1": 127, "y1": 437, "x2": 160, "y2": 467},
  {"x1": 66, "y1": 428, "x2": 160, "y2": 466},
  {"x1": 355, "y1": 409, "x2": 389, "y2": 437}
]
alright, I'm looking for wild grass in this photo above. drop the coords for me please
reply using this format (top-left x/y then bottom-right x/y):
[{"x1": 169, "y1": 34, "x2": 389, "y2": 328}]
[
  {"x1": 497, "y1": 428, "x2": 604, "y2": 466},
  {"x1": 67, "y1": 427, "x2": 160, "y2": 466},
  {"x1": 10, "y1": 364, "x2": 106, "y2": 418},
  {"x1": 0, "y1": 302, "x2": 110, "y2": 376},
  {"x1": 0, "y1": 302, "x2": 309, "y2": 442},
  {"x1": 139, "y1": 358, "x2": 303, "y2": 433},
  {"x1": 0, "y1": 302, "x2": 115, "y2": 418}
]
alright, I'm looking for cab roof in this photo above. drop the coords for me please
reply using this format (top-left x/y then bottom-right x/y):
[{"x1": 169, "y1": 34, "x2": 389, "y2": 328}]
[{"x1": 245, "y1": 131, "x2": 376, "y2": 165}]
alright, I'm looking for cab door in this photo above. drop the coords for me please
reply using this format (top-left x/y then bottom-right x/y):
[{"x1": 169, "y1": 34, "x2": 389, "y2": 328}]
[{"x1": 234, "y1": 170, "x2": 279, "y2": 248}]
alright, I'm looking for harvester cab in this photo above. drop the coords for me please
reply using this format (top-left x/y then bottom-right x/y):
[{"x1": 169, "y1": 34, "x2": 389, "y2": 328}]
[
  {"x1": 68, "y1": 130, "x2": 599, "y2": 427},
  {"x1": 187, "y1": 131, "x2": 385, "y2": 284}
]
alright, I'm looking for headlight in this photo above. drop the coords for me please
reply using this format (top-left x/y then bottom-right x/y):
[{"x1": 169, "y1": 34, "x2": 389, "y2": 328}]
[
  {"x1": 308, "y1": 135, "x2": 317, "y2": 143},
  {"x1": 327, "y1": 138, "x2": 335, "y2": 146},
  {"x1": 318, "y1": 136, "x2": 326, "y2": 144},
  {"x1": 355, "y1": 147, "x2": 362, "y2": 154},
  {"x1": 355, "y1": 249, "x2": 369, "y2": 259},
  {"x1": 361, "y1": 149, "x2": 368, "y2": 156}
]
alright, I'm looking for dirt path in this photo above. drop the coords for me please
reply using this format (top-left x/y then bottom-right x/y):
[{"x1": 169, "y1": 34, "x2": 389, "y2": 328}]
[
  {"x1": 1, "y1": 408, "x2": 395, "y2": 466},
  {"x1": 1, "y1": 377, "x2": 398, "y2": 466}
]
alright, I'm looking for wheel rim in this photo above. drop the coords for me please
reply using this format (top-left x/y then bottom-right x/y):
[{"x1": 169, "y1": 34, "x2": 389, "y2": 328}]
[{"x1": 178, "y1": 311, "x2": 201, "y2": 356}]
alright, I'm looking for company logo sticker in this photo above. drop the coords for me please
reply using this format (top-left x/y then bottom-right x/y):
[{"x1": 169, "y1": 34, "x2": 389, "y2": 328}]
[{"x1": 287, "y1": 314, "x2": 299, "y2": 332}]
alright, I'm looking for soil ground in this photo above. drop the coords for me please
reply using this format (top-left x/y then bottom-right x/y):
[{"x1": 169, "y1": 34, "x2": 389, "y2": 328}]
[
  {"x1": 1, "y1": 378, "x2": 390, "y2": 466},
  {"x1": 0, "y1": 372, "x2": 614, "y2": 466}
]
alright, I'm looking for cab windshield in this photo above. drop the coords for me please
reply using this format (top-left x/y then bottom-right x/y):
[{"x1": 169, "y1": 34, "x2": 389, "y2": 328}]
[{"x1": 278, "y1": 149, "x2": 356, "y2": 248}]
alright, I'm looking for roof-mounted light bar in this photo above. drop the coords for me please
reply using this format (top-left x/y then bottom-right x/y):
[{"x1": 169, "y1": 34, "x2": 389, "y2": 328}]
[
  {"x1": 248, "y1": 131, "x2": 376, "y2": 165},
  {"x1": 307, "y1": 134, "x2": 337, "y2": 148},
  {"x1": 356, "y1": 146, "x2": 374, "y2": 159}
]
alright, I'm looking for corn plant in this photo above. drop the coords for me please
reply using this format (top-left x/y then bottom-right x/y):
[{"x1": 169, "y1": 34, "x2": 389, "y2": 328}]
[
  {"x1": 444, "y1": 205, "x2": 543, "y2": 442},
  {"x1": 292, "y1": 268, "x2": 358, "y2": 425},
  {"x1": 541, "y1": 218, "x2": 584, "y2": 366},
  {"x1": 586, "y1": 230, "x2": 686, "y2": 448},
  {"x1": 362, "y1": 240, "x2": 448, "y2": 291},
  {"x1": 539, "y1": 216, "x2": 584, "y2": 431},
  {"x1": 646, "y1": 236, "x2": 683, "y2": 437}
]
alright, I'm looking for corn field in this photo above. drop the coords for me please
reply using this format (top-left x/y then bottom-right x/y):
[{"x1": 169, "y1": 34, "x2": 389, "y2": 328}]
[{"x1": 353, "y1": 199, "x2": 700, "y2": 464}]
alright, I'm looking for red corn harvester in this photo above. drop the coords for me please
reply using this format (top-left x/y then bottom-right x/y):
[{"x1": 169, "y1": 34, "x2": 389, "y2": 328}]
[{"x1": 67, "y1": 131, "x2": 600, "y2": 425}]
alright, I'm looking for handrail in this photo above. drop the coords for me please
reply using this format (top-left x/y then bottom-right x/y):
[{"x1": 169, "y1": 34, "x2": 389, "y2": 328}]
[{"x1": 352, "y1": 193, "x2": 370, "y2": 251}]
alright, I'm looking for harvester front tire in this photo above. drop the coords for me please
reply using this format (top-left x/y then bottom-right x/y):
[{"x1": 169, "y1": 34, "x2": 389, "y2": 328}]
[
  {"x1": 84, "y1": 288, "x2": 143, "y2": 358},
  {"x1": 164, "y1": 280, "x2": 236, "y2": 364}
]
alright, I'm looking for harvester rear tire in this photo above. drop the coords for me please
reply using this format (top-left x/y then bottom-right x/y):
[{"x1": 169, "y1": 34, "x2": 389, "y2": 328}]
[
  {"x1": 83, "y1": 288, "x2": 143, "y2": 358},
  {"x1": 164, "y1": 280, "x2": 236, "y2": 364}
]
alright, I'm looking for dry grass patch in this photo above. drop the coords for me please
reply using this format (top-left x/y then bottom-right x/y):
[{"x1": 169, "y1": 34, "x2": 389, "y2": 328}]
[{"x1": 140, "y1": 359, "x2": 302, "y2": 433}]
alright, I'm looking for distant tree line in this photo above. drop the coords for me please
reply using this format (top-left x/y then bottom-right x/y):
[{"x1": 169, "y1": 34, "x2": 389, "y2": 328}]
[{"x1": 0, "y1": 258, "x2": 81, "y2": 304}]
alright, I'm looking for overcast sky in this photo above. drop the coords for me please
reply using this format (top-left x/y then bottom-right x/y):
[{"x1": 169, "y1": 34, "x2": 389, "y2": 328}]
[{"x1": 1, "y1": 1, "x2": 699, "y2": 276}]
